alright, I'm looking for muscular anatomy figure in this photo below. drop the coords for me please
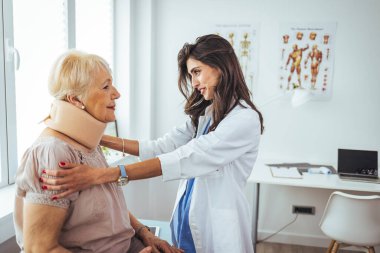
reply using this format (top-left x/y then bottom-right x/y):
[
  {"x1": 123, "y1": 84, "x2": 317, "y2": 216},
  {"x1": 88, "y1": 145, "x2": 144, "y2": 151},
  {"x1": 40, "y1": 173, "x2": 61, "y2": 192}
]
[
  {"x1": 305, "y1": 45, "x2": 323, "y2": 89},
  {"x1": 286, "y1": 44, "x2": 309, "y2": 89}
]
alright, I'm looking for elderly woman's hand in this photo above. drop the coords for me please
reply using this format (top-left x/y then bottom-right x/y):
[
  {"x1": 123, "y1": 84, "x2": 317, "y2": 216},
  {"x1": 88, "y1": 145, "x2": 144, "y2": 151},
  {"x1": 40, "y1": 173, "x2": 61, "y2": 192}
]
[
  {"x1": 139, "y1": 247, "x2": 152, "y2": 253},
  {"x1": 139, "y1": 229, "x2": 184, "y2": 253},
  {"x1": 41, "y1": 162, "x2": 105, "y2": 199}
]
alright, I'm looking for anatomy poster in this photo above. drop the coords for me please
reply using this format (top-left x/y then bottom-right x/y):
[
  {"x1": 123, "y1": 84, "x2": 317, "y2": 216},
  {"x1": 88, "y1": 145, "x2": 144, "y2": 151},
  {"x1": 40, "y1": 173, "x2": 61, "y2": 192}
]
[
  {"x1": 279, "y1": 23, "x2": 336, "y2": 98},
  {"x1": 215, "y1": 24, "x2": 258, "y2": 92}
]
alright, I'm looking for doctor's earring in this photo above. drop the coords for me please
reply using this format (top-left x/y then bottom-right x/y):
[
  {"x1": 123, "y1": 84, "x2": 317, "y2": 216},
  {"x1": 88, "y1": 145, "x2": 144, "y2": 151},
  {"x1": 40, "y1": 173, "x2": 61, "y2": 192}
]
[{"x1": 81, "y1": 104, "x2": 85, "y2": 110}]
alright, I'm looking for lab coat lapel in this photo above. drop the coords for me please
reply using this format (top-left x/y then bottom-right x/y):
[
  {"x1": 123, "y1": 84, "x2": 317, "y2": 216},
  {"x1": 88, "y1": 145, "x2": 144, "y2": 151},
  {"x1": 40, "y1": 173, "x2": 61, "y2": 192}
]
[
  {"x1": 196, "y1": 116, "x2": 207, "y2": 139},
  {"x1": 196, "y1": 105, "x2": 212, "y2": 138}
]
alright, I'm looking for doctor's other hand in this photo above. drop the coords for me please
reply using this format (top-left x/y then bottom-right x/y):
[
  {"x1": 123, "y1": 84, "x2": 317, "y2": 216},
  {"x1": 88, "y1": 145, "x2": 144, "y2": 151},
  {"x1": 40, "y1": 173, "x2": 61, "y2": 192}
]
[
  {"x1": 139, "y1": 229, "x2": 184, "y2": 253},
  {"x1": 41, "y1": 162, "x2": 102, "y2": 199}
]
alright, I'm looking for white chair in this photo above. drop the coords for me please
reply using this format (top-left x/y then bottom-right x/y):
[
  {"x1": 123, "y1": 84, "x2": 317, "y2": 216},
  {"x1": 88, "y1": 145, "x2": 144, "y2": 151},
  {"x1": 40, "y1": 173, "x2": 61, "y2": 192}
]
[{"x1": 319, "y1": 191, "x2": 380, "y2": 253}]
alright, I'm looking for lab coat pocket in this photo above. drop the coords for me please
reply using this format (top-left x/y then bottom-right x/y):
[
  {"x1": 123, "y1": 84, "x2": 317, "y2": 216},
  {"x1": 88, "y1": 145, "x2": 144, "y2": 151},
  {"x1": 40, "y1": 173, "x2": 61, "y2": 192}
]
[{"x1": 210, "y1": 208, "x2": 242, "y2": 252}]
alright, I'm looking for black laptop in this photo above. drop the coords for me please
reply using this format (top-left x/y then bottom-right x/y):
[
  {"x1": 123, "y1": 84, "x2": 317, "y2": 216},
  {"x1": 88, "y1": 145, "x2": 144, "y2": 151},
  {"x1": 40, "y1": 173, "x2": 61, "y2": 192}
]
[{"x1": 338, "y1": 149, "x2": 378, "y2": 181}]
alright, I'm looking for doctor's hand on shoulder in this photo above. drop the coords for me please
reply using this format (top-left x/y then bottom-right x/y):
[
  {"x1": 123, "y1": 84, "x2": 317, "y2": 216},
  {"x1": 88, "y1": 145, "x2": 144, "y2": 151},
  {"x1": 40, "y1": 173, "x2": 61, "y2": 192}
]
[
  {"x1": 41, "y1": 162, "x2": 106, "y2": 198},
  {"x1": 41, "y1": 156, "x2": 163, "y2": 199}
]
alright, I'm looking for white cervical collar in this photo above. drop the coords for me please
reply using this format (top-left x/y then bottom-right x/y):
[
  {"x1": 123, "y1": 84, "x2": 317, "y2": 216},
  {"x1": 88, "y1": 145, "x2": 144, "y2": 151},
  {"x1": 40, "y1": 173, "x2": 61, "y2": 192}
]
[{"x1": 44, "y1": 100, "x2": 106, "y2": 150}]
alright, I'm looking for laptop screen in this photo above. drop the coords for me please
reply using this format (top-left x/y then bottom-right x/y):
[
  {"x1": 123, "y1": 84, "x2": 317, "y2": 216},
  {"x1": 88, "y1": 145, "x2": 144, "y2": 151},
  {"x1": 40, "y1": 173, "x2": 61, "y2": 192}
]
[{"x1": 338, "y1": 149, "x2": 378, "y2": 177}]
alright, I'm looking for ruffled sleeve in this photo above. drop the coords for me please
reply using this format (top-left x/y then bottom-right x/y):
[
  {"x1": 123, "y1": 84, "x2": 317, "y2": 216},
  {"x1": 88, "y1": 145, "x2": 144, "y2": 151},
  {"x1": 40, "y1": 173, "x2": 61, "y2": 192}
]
[{"x1": 15, "y1": 137, "x2": 80, "y2": 209}]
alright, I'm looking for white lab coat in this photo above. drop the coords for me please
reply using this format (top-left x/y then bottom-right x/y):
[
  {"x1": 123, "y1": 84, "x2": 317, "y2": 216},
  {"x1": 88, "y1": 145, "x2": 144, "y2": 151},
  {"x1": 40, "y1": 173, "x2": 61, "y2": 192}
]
[{"x1": 139, "y1": 101, "x2": 261, "y2": 253}]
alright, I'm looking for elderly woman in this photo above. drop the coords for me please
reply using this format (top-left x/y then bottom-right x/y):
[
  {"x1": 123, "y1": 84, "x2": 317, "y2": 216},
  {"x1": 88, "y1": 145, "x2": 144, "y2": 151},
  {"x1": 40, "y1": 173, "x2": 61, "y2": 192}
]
[{"x1": 13, "y1": 51, "x2": 182, "y2": 253}]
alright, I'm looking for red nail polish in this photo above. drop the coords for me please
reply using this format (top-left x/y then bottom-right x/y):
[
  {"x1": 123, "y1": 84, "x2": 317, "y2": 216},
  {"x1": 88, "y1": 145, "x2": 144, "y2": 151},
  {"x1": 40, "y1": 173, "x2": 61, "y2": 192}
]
[
  {"x1": 42, "y1": 169, "x2": 46, "y2": 174},
  {"x1": 52, "y1": 196, "x2": 57, "y2": 200},
  {"x1": 59, "y1": 162, "x2": 66, "y2": 166},
  {"x1": 42, "y1": 185, "x2": 47, "y2": 190},
  {"x1": 39, "y1": 177, "x2": 44, "y2": 183}
]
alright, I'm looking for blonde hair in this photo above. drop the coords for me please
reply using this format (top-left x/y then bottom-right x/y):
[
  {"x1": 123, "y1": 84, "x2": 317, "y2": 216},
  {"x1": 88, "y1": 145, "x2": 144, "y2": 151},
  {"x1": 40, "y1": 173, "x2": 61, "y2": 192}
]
[{"x1": 48, "y1": 50, "x2": 112, "y2": 101}]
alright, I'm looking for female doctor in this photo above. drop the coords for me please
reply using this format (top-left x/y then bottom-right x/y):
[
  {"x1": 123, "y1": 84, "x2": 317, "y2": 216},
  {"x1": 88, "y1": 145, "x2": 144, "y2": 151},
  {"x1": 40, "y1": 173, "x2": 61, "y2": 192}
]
[{"x1": 42, "y1": 34, "x2": 264, "y2": 253}]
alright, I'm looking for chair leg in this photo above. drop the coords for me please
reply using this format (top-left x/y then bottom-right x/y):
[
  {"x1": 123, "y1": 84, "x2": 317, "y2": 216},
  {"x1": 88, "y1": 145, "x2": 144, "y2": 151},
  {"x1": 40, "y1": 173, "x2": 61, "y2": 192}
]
[
  {"x1": 326, "y1": 240, "x2": 336, "y2": 253},
  {"x1": 331, "y1": 241, "x2": 340, "y2": 253},
  {"x1": 368, "y1": 247, "x2": 375, "y2": 253}
]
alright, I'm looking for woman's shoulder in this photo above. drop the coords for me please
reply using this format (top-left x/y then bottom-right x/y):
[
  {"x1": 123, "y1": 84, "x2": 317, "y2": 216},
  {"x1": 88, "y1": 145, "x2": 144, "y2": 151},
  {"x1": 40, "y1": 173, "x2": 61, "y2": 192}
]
[
  {"x1": 33, "y1": 135, "x2": 76, "y2": 153},
  {"x1": 228, "y1": 100, "x2": 260, "y2": 120},
  {"x1": 23, "y1": 135, "x2": 79, "y2": 164},
  {"x1": 218, "y1": 100, "x2": 261, "y2": 134},
  {"x1": 28, "y1": 133, "x2": 105, "y2": 166}
]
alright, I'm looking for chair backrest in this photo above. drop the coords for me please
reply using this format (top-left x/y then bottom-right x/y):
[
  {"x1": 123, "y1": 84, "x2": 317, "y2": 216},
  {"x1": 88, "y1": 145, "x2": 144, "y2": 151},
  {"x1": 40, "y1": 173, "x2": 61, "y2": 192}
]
[{"x1": 319, "y1": 191, "x2": 380, "y2": 246}]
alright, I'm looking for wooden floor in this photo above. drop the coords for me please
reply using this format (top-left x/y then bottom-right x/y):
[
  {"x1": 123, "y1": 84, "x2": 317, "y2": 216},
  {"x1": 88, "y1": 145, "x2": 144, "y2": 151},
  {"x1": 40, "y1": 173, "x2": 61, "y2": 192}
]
[
  {"x1": 0, "y1": 237, "x2": 19, "y2": 253},
  {"x1": 257, "y1": 242, "x2": 361, "y2": 253}
]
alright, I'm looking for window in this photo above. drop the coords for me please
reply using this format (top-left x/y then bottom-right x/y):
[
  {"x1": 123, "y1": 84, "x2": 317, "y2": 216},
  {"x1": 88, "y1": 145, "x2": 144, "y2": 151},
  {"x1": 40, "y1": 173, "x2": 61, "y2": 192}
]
[
  {"x1": 1, "y1": 0, "x2": 115, "y2": 188},
  {"x1": 12, "y1": 0, "x2": 68, "y2": 163},
  {"x1": 75, "y1": 0, "x2": 117, "y2": 137},
  {"x1": 75, "y1": 0, "x2": 114, "y2": 69}
]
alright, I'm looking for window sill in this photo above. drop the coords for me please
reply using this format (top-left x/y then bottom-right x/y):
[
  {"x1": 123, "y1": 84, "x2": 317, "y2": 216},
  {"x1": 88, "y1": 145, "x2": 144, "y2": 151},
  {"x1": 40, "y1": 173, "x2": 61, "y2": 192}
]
[
  {"x1": 0, "y1": 185, "x2": 16, "y2": 244},
  {"x1": 0, "y1": 185, "x2": 15, "y2": 219},
  {"x1": 104, "y1": 149, "x2": 129, "y2": 165}
]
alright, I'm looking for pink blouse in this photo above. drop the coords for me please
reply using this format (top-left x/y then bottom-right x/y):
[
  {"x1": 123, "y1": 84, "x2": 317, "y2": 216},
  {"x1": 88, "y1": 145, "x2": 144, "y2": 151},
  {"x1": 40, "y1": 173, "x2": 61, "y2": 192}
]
[{"x1": 15, "y1": 136, "x2": 135, "y2": 252}]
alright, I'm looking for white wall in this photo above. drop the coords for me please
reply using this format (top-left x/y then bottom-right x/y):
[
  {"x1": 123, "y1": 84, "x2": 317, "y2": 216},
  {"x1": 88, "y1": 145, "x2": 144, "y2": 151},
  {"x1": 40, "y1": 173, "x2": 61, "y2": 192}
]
[{"x1": 123, "y1": 0, "x2": 380, "y2": 248}]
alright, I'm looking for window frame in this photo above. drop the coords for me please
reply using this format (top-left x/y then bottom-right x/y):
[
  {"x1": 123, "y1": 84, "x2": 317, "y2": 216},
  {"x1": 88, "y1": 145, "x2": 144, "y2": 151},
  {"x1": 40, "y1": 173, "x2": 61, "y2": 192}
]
[
  {"x1": 0, "y1": 0, "x2": 8, "y2": 188},
  {"x1": 0, "y1": 0, "x2": 116, "y2": 189},
  {"x1": 2, "y1": 0, "x2": 18, "y2": 187},
  {"x1": 66, "y1": 0, "x2": 76, "y2": 49}
]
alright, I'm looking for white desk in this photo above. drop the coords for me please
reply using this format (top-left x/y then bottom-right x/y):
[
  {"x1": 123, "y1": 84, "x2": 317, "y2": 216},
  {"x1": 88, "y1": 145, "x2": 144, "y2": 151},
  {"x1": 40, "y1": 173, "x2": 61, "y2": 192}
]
[{"x1": 248, "y1": 161, "x2": 380, "y2": 250}]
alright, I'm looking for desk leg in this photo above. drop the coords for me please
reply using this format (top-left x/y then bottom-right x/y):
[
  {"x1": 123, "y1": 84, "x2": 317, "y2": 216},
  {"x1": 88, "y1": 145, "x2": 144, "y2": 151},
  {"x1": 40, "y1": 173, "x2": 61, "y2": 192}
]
[{"x1": 252, "y1": 183, "x2": 260, "y2": 251}]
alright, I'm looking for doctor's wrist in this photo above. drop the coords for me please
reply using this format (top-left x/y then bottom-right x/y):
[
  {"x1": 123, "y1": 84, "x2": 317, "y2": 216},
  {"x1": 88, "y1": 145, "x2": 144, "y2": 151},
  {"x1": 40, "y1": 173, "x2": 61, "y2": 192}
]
[
  {"x1": 95, "y1": 167, "x2": 120, "y2": 185},
  {"x1": 100, "y1": 134, "x2": 113, "y2": 147}
]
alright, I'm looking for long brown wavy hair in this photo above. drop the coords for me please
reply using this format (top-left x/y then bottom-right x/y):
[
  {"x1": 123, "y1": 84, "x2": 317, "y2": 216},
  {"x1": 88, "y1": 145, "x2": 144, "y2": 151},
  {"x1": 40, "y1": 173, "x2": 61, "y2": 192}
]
[{"x1": 177, "y1": 34, "x2": 264, "y2": 135}]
